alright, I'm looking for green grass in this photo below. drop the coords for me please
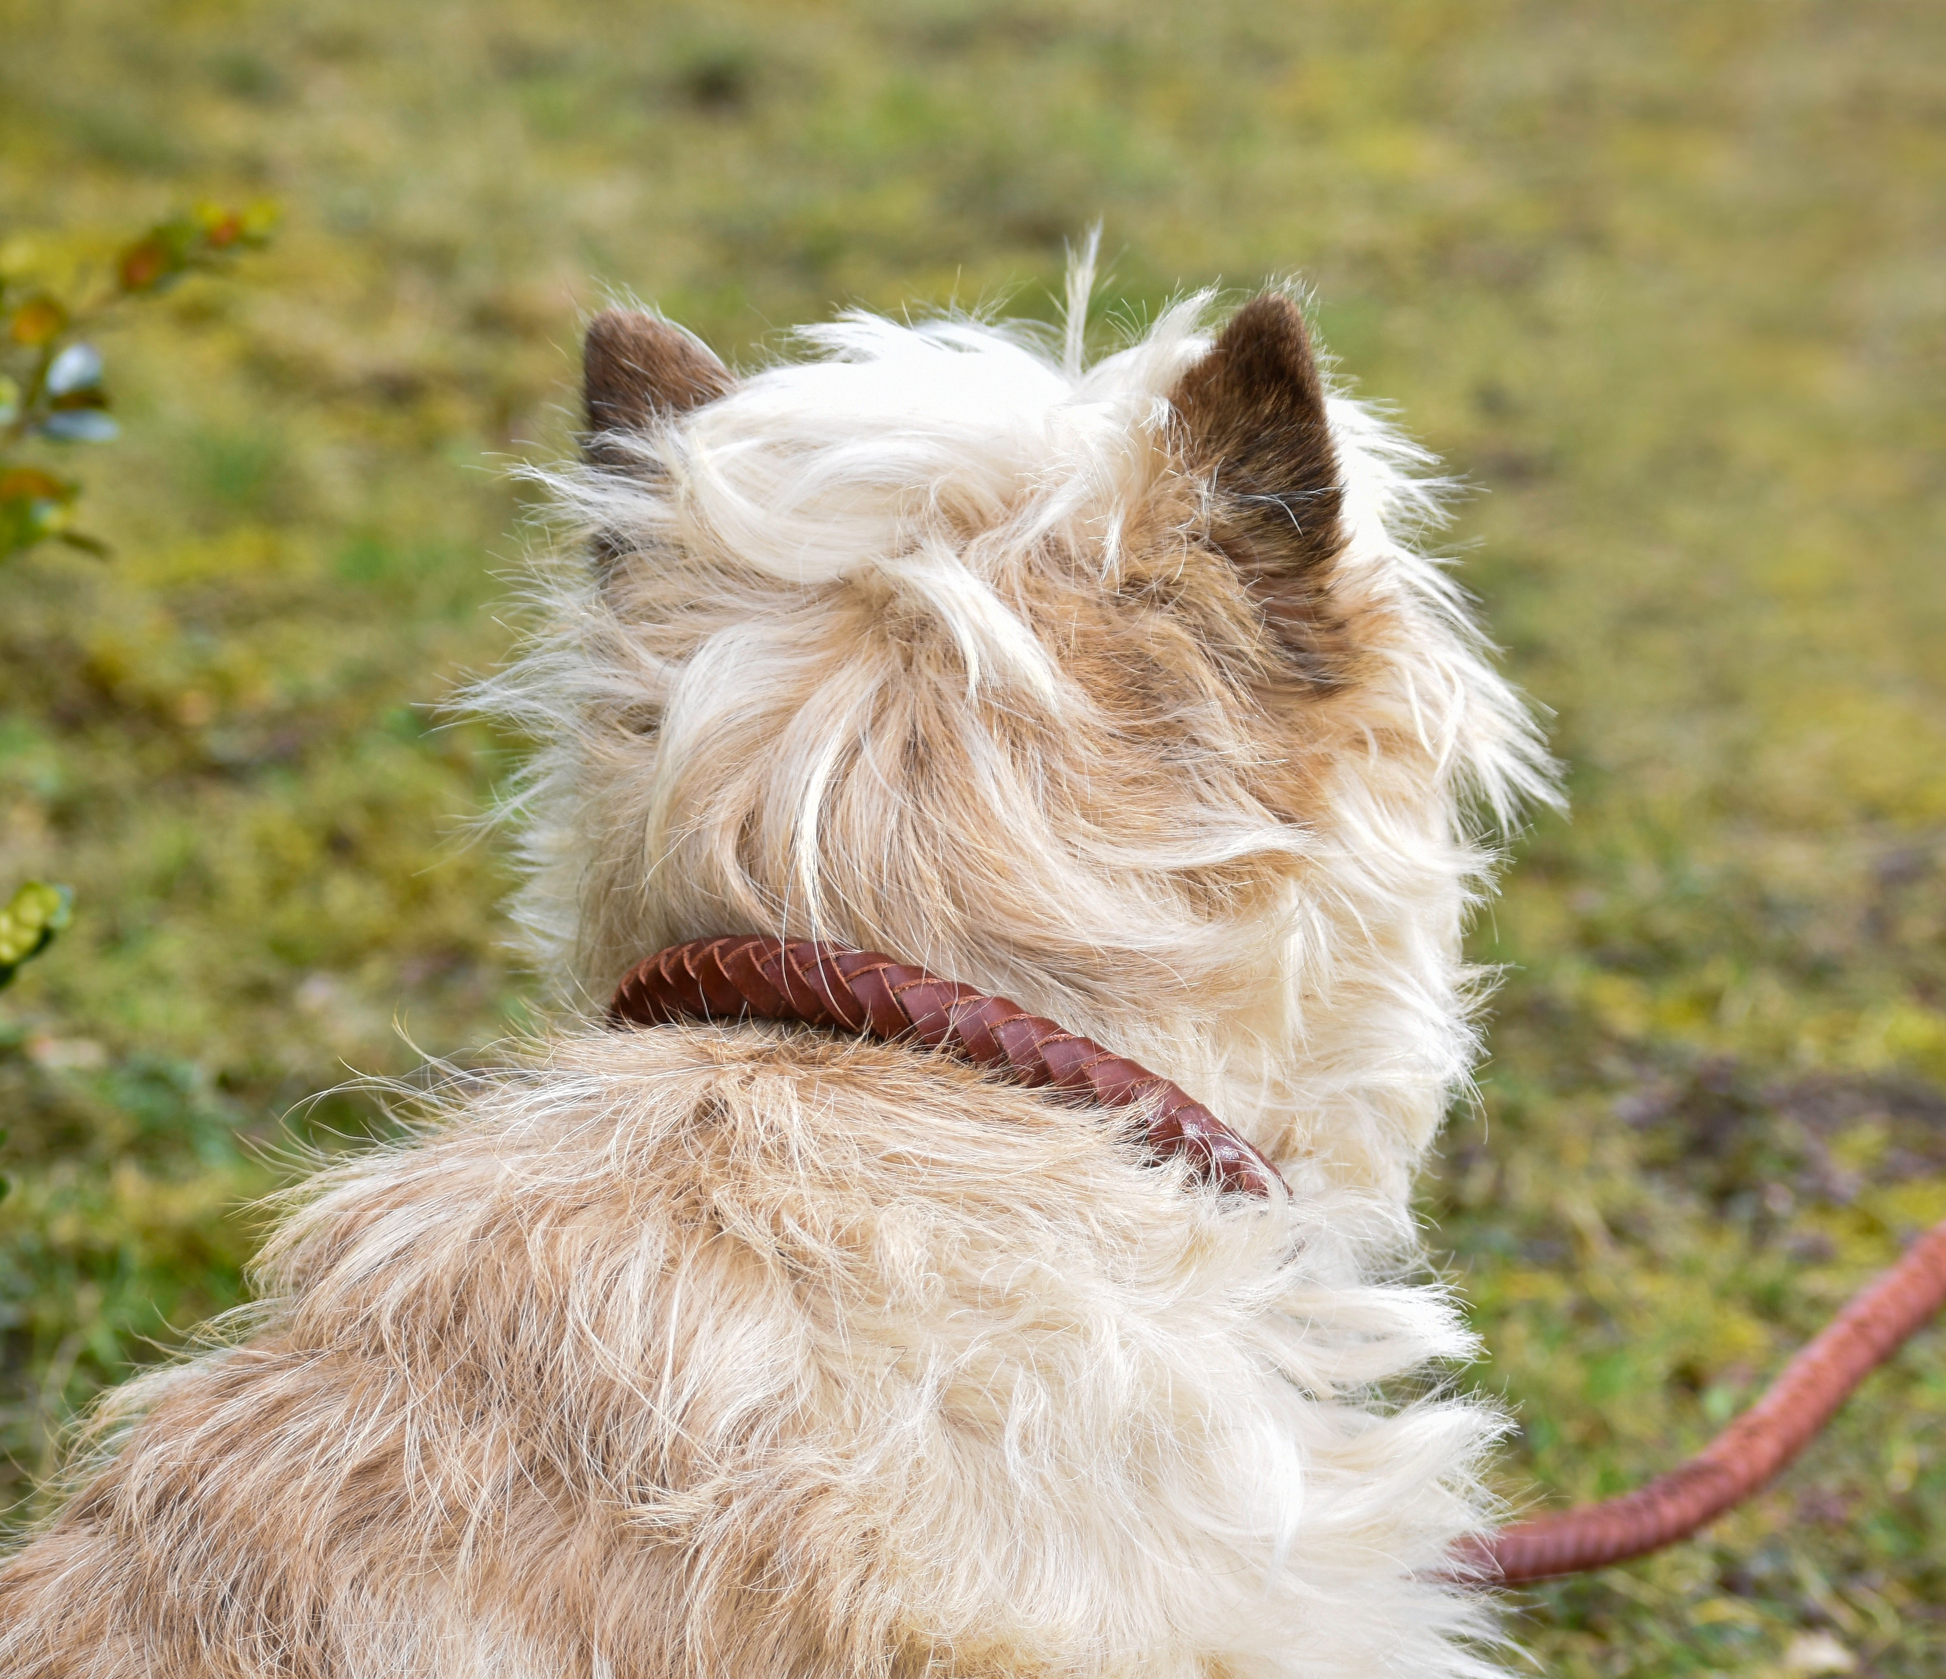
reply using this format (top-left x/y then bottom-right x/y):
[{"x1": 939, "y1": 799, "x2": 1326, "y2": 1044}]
[{"x1": 2, "y1": 1, "x2": 1943, "y2": 1671}]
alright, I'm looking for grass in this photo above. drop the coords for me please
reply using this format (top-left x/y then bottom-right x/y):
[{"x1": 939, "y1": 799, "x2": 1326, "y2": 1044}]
[{"x1": 2, "y1": 0, "x2": 1943, "y2": 1671}]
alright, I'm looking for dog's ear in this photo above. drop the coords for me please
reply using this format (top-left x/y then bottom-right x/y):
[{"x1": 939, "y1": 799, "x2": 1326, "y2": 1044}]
[
  {"x1": 582, "y1": 308, "x2": 731, "y2": 466},
  {"x1": 1170, "y1": 294, "x2": 1352, "y2": 684}
]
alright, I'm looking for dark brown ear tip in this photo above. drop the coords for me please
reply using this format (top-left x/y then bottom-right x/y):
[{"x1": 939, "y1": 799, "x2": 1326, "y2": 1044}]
[
  {"x1": 581, "y1": 309, "x2": 732, "y2": 446},
  {"x1": 1222, "y1": 291, "x2": 1310, "y2": 339},
  {"x1": 1207, "y1": 293, "x2": 1326, "y2": 406},
  {"x1": 585, "y1": 306, "x2": 642, "y2": 340}
]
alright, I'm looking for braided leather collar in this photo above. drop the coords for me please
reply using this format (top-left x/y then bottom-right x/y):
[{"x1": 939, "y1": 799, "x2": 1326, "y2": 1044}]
[{"x1": 608, "y1": 935, "x2": 1285, "y2": 1200}]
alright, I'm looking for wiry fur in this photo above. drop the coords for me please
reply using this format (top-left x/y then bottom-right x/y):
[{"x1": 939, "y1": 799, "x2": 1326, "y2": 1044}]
[
  {"x1": 0, "y1": 272, "x2": 1553, "y2": 1678},
  {"x1": 507, "y1": 284, "x2": 1548, "y2": 1203}
]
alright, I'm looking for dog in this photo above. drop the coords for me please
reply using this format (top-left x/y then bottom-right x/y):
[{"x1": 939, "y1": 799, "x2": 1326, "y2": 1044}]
[{"x1": 0, "y1": 270, "x2": 1552, "y2": 1677}]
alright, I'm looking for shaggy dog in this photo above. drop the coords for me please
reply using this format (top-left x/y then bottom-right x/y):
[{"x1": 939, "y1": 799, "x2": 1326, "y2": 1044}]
[{"x1": 0, "y1": 274, "x2": 1551, "y2": 1677}]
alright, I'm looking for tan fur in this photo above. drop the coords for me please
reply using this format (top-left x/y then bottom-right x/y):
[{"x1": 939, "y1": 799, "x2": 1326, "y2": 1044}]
[
  {"x1": 0, "y1": 277, "x2": 1552, "y2": 1676},
  {"x1": 0, "y1": 1027, "x2": 1490, "y2": 1677}
]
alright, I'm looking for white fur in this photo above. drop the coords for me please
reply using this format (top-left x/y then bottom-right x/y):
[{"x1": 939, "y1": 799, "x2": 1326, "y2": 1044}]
[
  {"x1": 494, "y1": 286, "x2": 1549, "y2": 1202},
  {"x1": 0, "y1": 277, "x2": 1554, "y2": 1679}
]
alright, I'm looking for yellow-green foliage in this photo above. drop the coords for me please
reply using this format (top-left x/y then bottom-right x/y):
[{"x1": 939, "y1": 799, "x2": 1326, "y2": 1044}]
[
  {"x1": 0, "y1": 883, "x2": 71, "y2": 984},
  {"x1": 2, "y1": 199, "x2": 276, "y2": 562},
  {"x1": 1, "y1": 2, "x2": 1941, "y2": 1672}
]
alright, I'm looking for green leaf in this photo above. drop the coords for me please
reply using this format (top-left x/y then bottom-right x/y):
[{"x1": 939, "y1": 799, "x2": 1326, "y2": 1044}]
[
  {"x1": 45, "y1": 342, "x2": 104, "y2": 396},
  {"x1": 0, "y1": 466, "x2": 82, "y2": 560},
  {"x1": 196, "y1": 200, "x2": 279, "y2": 251},
  {"x1": 117, "y1": 231, "x2": 183, "y2": 294},
  {"x1": 38, "y1": 409, "x2": 120, "y2": 443},
  {"x1": 6, "y1": 292, "x2": 66, "y2": 346},
  {"x1": 0, "y1": 880, "x2": 73, "y2": 987},
  {"x1": 0, "y1": 466, "x2": 76, "y2": 501}
]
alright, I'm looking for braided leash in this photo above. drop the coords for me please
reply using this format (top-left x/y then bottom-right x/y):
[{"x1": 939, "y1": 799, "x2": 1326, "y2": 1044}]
[
  {"x1": 1470, "y1": 1215, "x2": 1946, "y2": 1581},
  {"x1": 608, "y1": 934, "x2": 1946, "y2": 1583}
]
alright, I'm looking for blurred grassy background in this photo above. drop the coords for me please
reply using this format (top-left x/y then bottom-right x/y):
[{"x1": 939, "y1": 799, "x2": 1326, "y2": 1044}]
[{"x1": 1, "y1": 0, "x2": 1942, "y2": 1671}]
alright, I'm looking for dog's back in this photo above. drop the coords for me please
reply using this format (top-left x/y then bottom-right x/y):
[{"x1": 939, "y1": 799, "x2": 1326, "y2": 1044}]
[{"x1": 1, "y1": 278, "x2": 1548, "y2": 1678}]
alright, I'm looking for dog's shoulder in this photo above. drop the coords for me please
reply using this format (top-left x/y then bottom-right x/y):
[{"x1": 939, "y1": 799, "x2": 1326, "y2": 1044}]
[{"x1": 256, "y1": 1021, "x2": 1225, "y2": 1344}]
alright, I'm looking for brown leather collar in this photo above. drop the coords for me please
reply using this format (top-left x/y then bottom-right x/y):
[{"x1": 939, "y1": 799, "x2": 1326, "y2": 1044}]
[{"x1": 608, "y1": 935, "x2": 1285, "y2": 1200}]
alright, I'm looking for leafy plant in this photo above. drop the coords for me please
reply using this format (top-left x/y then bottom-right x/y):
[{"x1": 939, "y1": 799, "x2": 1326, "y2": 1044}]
[
  {"x1": 2, "y1": 205, "x2": 274, "y2": 991},
  {"x1": 1, "y1": 203, "x2": 275, "y2": 563}
]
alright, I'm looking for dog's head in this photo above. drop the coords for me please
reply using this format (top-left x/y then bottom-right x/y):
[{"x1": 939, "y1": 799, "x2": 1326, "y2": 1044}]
[{"x1": 499, "y1": 282, "x2": 1551, "y2": 1195}]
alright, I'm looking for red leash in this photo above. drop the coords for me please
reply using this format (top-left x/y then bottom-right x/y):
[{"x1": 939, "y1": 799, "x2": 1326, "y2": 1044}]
[{"x1": 1466, "y1": 1216, "x2": 1946, "y2": 1581}]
